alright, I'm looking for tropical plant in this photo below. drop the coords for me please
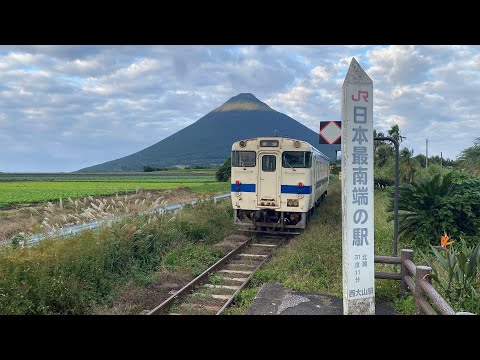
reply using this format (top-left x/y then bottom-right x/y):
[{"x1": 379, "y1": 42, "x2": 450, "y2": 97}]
[
  {"x1": 389, "y1": 172, "x2": 455, "y2": 246},
  {"x1": 387, "y1": 124, "x2": 406, "y2": 144},
  {"x1": 458, "y1": 137, "x2": 480, "y2": 176},
  {"x1": 389, "y1": 171, "x2": 480, "y2": 247},
  {"x1": 420, "y1": 239, "x2": 480, "y2": 313},
  {"x1": 399, "y1": 147, "x2": 419, "y2": 183}
]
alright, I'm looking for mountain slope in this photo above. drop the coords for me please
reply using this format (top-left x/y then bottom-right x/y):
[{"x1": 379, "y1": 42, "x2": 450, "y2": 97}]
[{"x1": 77, "y1": 93, "x2": 339, "y2": 172}]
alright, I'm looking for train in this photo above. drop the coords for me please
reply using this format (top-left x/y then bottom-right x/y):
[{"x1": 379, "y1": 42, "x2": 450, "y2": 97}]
[{"x1": 231, "y1": 137, "x2": 330, "y2": 231}]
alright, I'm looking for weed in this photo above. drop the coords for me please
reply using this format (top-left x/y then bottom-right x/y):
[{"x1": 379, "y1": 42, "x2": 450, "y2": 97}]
[{"x1": 0, "y1": 200, "x2": 236, "y2": 314}]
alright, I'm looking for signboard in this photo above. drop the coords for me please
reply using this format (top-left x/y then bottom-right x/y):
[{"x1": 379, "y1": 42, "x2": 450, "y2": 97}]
[
  {"x1": 341, "y1": 58, "x2": 375, "y2": 315},
  {"x1": 319, "y1": 121, "x2": 342, "y2": 144}
]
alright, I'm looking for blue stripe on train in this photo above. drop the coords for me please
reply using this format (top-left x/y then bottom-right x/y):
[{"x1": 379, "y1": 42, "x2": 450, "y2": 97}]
[
  {"x1": 231, "y1": 183, "x2": 256, "y2": 192},
  {"x1": 231, "y1": 184, "x2": 312, "y2": 194},
  {"x1": 281, "y1": 185, "x2": 312, "y2": 194}
]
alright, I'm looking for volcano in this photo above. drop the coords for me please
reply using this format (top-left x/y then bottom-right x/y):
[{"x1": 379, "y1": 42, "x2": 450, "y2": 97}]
[{"x1": 77, "y1": 93, "x2": 339, "y2": 172}]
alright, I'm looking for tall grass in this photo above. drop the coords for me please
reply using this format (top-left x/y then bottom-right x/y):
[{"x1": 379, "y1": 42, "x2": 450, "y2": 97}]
[{"x1": 0, "y1": 200, "x2": 236, "y2": 314}]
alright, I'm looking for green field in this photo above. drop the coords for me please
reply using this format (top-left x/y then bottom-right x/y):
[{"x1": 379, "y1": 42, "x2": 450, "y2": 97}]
[
  {"x1": 0, "y1": 175, "x2": 229, "y2": 207},
  {"x1": 0, "y1": 169, "x2": 216, "y2": 182}
]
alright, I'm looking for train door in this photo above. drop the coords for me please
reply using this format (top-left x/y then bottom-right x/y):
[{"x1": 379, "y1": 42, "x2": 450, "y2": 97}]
[{"x1": 257, "y1": 153, "x2": 279, "y2": 206}]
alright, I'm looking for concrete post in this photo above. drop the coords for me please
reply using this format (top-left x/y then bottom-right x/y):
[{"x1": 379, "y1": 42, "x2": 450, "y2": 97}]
[{"x1": 341, "y1": 58, "x2": 375, "y2": 315}]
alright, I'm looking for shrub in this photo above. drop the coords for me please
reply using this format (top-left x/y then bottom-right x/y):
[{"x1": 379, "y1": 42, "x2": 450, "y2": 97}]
[
  {"x1": 215, "y1": 157, "x2": 231, "y2": 182},
  {"x1": 389, "y1": 171, "x2": 480, "y2": 247}
]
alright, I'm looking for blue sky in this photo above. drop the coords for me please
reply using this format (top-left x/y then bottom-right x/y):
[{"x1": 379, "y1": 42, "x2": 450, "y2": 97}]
[{"x1": 0, "y1": 45, "x2": 478, "y2": 172}]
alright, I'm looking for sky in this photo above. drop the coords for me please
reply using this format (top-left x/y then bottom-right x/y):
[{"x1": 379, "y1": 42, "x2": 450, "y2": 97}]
[{"x1": 0, "y1": 45, "x2": 478, "y2": 172}]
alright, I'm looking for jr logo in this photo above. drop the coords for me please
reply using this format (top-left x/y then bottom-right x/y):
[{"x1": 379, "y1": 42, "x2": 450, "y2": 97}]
[{"x1": 352, "y1": 91, "x2": 369, "y2": 102}]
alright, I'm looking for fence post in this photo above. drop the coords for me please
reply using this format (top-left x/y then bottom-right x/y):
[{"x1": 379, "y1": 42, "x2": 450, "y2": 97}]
[
  {"x1": 414, "y1": 265, "x2": 432, "y2": 315},
  {"x1": 400, "y1": 249, "x2": 414, "y2": 294}
]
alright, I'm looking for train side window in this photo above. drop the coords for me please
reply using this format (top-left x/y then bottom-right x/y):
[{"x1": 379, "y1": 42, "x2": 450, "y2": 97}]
[
  {"x1": 262, "y1": 155, "x2": 276, "y2": 172},
  {"x1": 232, "y1": 151, "x2": 256, "y2": 167},
  {"x1": 282, "y1": 151, "x2": 312, "y2": 168}
]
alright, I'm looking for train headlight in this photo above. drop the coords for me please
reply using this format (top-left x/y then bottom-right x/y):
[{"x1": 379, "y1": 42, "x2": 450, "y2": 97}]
[
  {"x1": 239, "y1": 140, "x2": 247, "y2": 147},
  {"x1": 293, "y1": 140, "x2": 301, "y2": 148},
  {"x1": 235, "y1": 180, "x2": 241, "y2": 185},
  {"x1": 298, "y1": 182, "x2": 303, "y2": 187},
  {"x1": 287, "y1": 199, "x2": 299, "y2": 207}
]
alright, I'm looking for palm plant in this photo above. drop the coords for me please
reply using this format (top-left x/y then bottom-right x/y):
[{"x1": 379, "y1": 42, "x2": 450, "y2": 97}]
[
  {"x1": 387, "y1": 124, "x2": 406, "y2": 143},
  {"x1": 458, "y1": 137, "x2": 480, "y2": 176},
  {"x1": 399, "y1": 147, "x2": 419, "y2": 183},
  {"x1": 388, "y1": 172, "x2": 455, "y2": 245}
]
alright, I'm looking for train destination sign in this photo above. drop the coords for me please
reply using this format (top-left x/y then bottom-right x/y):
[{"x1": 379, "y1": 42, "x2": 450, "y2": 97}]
[
  {"x1": 341, "y1": 58, "x2": 375, "y2": 315},
  {"x1": 319, "y1": 121, "x2": 342, "y2": 144}
]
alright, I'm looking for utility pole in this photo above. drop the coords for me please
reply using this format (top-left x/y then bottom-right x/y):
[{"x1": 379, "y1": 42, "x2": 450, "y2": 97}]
[{"x1": 426, "y1": 138, "x2": 428, "y2": 169}]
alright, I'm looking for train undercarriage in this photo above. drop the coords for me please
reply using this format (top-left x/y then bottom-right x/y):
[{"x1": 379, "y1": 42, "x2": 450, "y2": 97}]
[
  {"x1": 233, "y1": 191, "x2": 326, "y2": 234},
  {"x1": 234, "y1": 208, "x2": 308, "y2": 230}
]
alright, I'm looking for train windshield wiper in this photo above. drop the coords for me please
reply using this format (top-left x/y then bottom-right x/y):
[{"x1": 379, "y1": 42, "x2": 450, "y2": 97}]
[{"x1": 284, "y1": 157, "x2": 296, "y2": 171}]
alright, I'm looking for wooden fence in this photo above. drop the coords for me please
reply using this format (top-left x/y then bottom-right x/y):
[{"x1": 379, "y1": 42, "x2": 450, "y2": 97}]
[{"x1": 374, "y1": 249, "x2": 473, "y2": 315}]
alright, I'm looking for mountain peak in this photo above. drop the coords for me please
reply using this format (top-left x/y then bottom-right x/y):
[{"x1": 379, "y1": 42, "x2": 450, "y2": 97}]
[{"x1": 214, "y1": 93, "x2": 274, "y2": 112}]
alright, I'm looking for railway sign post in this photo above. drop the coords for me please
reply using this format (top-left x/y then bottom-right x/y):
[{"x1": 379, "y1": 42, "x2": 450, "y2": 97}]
[
  {"x1": 341, "y1": 58, "x2": 375, "y2": 315},
  {"x1": 319, "y1": 121, "x2": 342, "y2": 144}
]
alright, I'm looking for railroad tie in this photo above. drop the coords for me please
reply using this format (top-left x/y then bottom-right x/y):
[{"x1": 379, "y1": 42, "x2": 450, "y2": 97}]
[
  {"x1": 219, "y1": 276, "x2": 248, "y2": 282},
  {"x1": 238, "y1": 253, "x2": 268, "y2": 258},
  {"x1": 227, "y1": 263, "x2": 258, "y2": 268},
  {"x1": 250, "y1": 243, "x2": 277, "y2": 247},
  {"x1": 204, "y1": 284, "x2": 238, "y2": 290},
  {"x1": 219, "y1": 269, "x2": 253, "y2": 275},
  {"x1": 181, "y1": 304, "x2": 221, "y2": 312}
]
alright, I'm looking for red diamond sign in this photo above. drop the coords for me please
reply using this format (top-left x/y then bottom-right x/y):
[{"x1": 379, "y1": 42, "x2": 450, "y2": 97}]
[{"x1": 319, "y1": 121, "x2": 342, "y2": 144}]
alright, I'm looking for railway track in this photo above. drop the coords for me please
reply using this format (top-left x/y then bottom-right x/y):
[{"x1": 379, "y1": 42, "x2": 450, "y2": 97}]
[{"x1": 147, "y1": 232, "x2": 293, "y2": 315}]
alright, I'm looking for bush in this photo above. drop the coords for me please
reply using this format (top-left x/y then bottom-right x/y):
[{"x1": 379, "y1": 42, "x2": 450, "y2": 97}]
[
  {"x1": 389, "y1": 171, "x2": 480, "y2": 248},
  {"x1": 215, "y1": 157, "x2": 231, "y2": 182}
]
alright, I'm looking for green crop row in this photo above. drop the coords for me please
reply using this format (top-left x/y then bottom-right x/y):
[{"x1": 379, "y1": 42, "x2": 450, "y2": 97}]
[
  {"x1": 0, "y1": 176, "x2": 215, "y2": 182},
  {"x1": 0, "y1": 181, "x2": 230, "y2": 207}
]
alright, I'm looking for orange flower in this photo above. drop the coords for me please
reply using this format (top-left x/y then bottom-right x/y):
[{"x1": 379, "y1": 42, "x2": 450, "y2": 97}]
[{"x1": 440, "y1": 232, "x2": 454, "y2": 248}]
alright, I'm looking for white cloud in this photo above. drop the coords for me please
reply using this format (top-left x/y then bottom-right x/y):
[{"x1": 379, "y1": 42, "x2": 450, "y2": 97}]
[{"x1": 0, "y1": 45, "x2": 478, "y2": 171}]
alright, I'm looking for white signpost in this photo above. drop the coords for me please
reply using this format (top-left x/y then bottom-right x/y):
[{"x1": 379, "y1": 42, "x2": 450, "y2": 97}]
[{"x1": 341, "y1": 58, "x2": 375, "y2": 315}]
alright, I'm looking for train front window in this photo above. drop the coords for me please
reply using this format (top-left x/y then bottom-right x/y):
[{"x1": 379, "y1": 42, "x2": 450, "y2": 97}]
[
  {"x1": 232, "y1": 151, "x2": 256, "y2": 167},
  {"x1": 262, "y1": 155, "x2": 276, "y2": 172},
  {"x1": 282, "y1": 151, "x2": 312, "y2": 168}
]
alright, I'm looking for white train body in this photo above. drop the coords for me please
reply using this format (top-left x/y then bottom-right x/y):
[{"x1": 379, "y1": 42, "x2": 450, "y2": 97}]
[{"x1": 231, "y1": 137, "x2": 330, "y2": 229}]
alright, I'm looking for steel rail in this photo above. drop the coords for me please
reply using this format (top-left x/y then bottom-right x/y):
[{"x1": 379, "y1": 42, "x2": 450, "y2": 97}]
[
  {"x1": 147, "y1": 236, "x2": 253, "y2": 315},
  {"x1": 216, "y1": 236, "x2": 288, "y2": 314}
]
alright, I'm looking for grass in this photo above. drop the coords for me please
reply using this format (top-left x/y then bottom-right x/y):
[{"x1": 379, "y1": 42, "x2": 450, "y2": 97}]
[
  {"x1": 227, "y1": 177, "x2": 415, "y2": 315},
  {"x1": 0, "y1": 199, "x2": 237, "y2": 314},
  {"x1": 0, "y1": 180, "x2": 229, "y2": 207},
  {"x1": 0, "y1": 186, "x2": 230, "y2": 242}
]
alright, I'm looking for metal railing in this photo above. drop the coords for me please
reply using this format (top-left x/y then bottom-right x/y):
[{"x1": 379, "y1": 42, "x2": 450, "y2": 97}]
[{"x1": 374, "y1": 249, "x2": 474, "y2": 315}]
